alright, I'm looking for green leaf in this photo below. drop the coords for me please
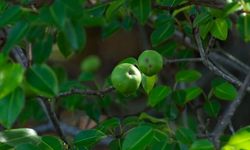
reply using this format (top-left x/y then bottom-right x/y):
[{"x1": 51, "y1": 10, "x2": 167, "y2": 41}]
[
  {"x1": 142, "y1": 74, "x2": 157, "y2": 94},
  {"x1": 49, "y1": 0, "x2": 66, "y2": 29},
  {"x1": 122, "y1": 126, "x2": 153, "y2": 150},
  {"x1": 109, "y1": 139, "x2": 122, "y2": 150},
  {"x1": 175, "y1": 70, "x2": 201, "y2": 83},
  {"x1": 213, "y1": 82, "x2": 237, "y2": 101},
  {"x1": 222, "y1": 126, "x2": 250, "y2": 150},
  {"x1": 0, "y1": 128, "x2": 52, "y2": 149},
  {"x1": 0, "y1": 88, "x2": 24, "y2": 129},
  {"x1": 139, "y1": 113, "x2": 166, "y2": 124},
  {"x1": 211, "y1": 18, "x2": 228, "y2": 40},
  {"x1": 237, "y1": 14, "x2": 250, "y2": 42},
  {"x1": 97, "y1": 118, "x2": 120, "y2": 134},
  {"x1": 148, "y1": 85, "x2": 172, "y2": 107},
  {"x1": 106, "y1": 0, "x2": 125, "y2": 20},
  {"x1": 190, "y1": 139, "x2": 214, "y2": 150},
  {"x1": 151, "y1": 22, "x2": 175, "y2": 46},
  {"x1": 131, "y1": 0, "x2": 151, "y2": 24},
  {"x1": 41, "y1": 136, "x2": 64, "y2": 150},
  {"x1": 62, "y1": 21, "x2": 86, "y2": 51},
  {"x1": 57, "y1": 31, "x2": 73, "y2": 57},
  {"x1": 162, "y1": 0, "x2": 184, "y2": 7},
  {"x1": 102, "y1": 20, "x2": 120, "y2": 38},
  {"x1": 0, "y1": 6, "x2": 22, "y2": 27},
  {"x1": 25, "y1": 64, "x2": 59, "y2": 97},
  {"x1": 33, "y1": 34, "x2": 53, "y2": 64},
  {"x1": 185, "y1": 87, "x2": 202, "y2": 102},
  {"x1": 200, "y1": 21, "x2": 213, "y2": 39},
  {"x1": 203, "y1": 100, "x2": 220, "y2": 118},
  {"x1": 2, "y1": 21, "x2": 29, "y2": 54},
  {"x1": 223, "y1": 2, "x2": 241, "y2": 16},
  {"x1": 74, "y1": 129, "x2": 106, "y2": 148},
  {"x1": 172, "y1": 90, "x2": 186, "y2": 105},
  {"x1": 151, "y1": 141, "x2": 175, "y2": 150},
  {"x1": 193, "y1": 12, "x2": 212, "y2": 27},
  {"x1": 0, "y1": 63, "x2": 24, "y2": 99},
  {"x1": 15, "y1": 144, "x2": 40, "y2": 150},
  {"x1": 175, "y1": 127, "x2": 196, "y2": 145}
]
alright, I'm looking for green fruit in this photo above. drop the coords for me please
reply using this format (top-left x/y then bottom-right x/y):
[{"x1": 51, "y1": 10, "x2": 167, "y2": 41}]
[
  {"x1": 111, "y1": 63, "x2": 141, "y2": 94},
  {"x1": 138, "y1": 50, "x2": 163, "y2": 76},
  {"x1": 81, "y1": 55, "x2": 101, "y2": 72}
]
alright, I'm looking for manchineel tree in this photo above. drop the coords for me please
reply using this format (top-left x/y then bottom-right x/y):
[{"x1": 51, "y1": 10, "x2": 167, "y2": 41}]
[{"x1": 1, "y1": 0, "x2": 250, "y2": 150}]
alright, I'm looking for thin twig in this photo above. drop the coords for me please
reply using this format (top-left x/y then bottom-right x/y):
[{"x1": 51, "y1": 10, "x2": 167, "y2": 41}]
[
  {"x1": 33, "y1": 122, "x2": 80, "y2": 136},
  {"x1": 211, "y1": 71, "x2": 250, "y2": 149},
  {"x1": 37, "y1": 97, "x2": 69, "y2": 145},
  {"x1": 193, "y1": 28, "x2": 250, "y2": 91},
  {"x1": 27, "y1": 42, "x2": 32, "y2": 67},
  {"x1": 165, "y1": 57, "x2": 202, "y2": 64},
  {"x1": 153, "y1": 0, "x2": 224, "y2": 10},
  {"x1": 57, "y1": 86, "x2": 114, "y2": 99}
]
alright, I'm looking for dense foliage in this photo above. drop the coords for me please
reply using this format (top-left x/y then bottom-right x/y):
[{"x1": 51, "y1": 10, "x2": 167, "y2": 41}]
[{"x1": 1, "y1": 0, "x2": 250, "y2": 150}]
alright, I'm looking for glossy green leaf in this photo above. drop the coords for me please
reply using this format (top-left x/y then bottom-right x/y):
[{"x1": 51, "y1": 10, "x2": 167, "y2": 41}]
[
  {"x1": 15, "y1": 144, "x2": 40, "y2": 150},
  {"x1": 0, "y1": 6, "x2": 22, "y2": 27},
  {"x1": 0, "y1": 63, "x2": 24, "y2": 99},
  {"x1": 49, "y1": 0, "x2": 66, "y2": 29},
  {"x1": 57, "y1": 31, "x2": 73, "y2": 57},
  {"x1": 122, "y1": 126, "x2": 153, "y2": 150},
  {"x1": 162, "y1": 0, "x2": 184, "y2": 6},
  {"x1": 151, "y1": 22, "x2": 175, "y2": 46},
  {"x1": 213, "y1": 82, "x2": 237, "y2": 101},
  {"x1": 0, "y1": 128, "x2": 51, "y2": 149},
  {"x1": 62, "y1": 21, "x2": 86, "y2": 51},
  {"x1": 200, "y1": 21, "x2": 213, "y2": 39},
  {"x1": 131, "y1": 0, "x2": 151, "y2": 24},
  {"x1": 109, "y1": 139, "x2": 122, "y2": 150},
  {"x1": 223, "y1": 2, "x2": 241, "y2": 16},
  {"x1": 175, "y1": 70, "x2": 201, "y2": 83},
  {"x1": 175, "y1": 127, "x2": 195, "y2": 145},
  {"x1": 148, "y1": 85, "x2": 172, "y2": 107},
  {"x1": 41, "y1": 136, "x2": 64, "y2": 150},
  {"x1": 97, "y1": 118, "x2": 120, "y2": 134},
  {"x1": 102, "y1": 20, "x2": 120, "y2": 38},
  {"x1": 151, "y1": 141, "x2": 175, "y2": 150},
  {"x1": 203, "y1": 100, "x2": 220, "y2": 118},
  {"x1": 211, "y1": 18, "x2": 228, "y2": 40},
  {"x1": 190, "y1": 139, "x2": 214, "y2": 150},
  {"x1": 172, "y1": 90, "x2": 186, "y2": 105},
  {"x1": 25, "y1": 64, "x2": 59, "y2": 97},
  {"x1": 0, "y1": 88, "x2": 24, "y2": 128},
  {"x1": 185, "y1": 87, "x2": 202, "y2": 102},
  {"x1": 237, "y1": 14, "x2": 250, "y2": 42},
  {"x1": 142, "y1": 74, "x2": 157, "y2": 94},
  {"x1": 222, "y1": 126, "x2": 250, "y2": 150},
  {"x1": 193, "y1": 12, "x2": 212, "y2": 27},
  {"x1": 106, "y1": 0, "x2": 125, "y2": 20},
  {"x1": 33, "y1": 34, "x2": 53, "y2": 64},
  {"x1": 74, "y1": 129, "x2": 106, "y2": 148},
  {"x1": 2, "y1": 21, "x2": 29, "y2": 54},
  {"x1": 139, "y1": 113, "x2": 166, "y2": 124}
]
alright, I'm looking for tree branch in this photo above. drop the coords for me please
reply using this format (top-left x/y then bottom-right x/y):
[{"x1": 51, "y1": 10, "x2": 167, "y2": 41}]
[
  {"x1": 211, "y1": 71, "x2": 250, "y2": 149},
  {"x1": 37, "y1": 97, "x2": 69, "y2": 145},
  {"x1": 193, "y1": 28, "x2": 250, "y2": 91},
  {"x1": 165, "y1": 57, "x2": 202, "y2": 64},
  {"x1": 56, "y1": 86, "x2": 114, "y2": 99},
  {"x1": 153, "y1": 0, "x2": 225, "y2": 10}
]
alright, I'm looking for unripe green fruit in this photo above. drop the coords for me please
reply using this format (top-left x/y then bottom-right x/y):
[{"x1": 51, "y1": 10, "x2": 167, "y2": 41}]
[
  {"x1": 111, "y1": 63, "x2": 141, "y2": 94},
  {"x1": 138, "y1": 50, "x2": 163, "y2": 76},
  {"x1": 81, "y1": 55, "x2": 101, "y2": 73}
]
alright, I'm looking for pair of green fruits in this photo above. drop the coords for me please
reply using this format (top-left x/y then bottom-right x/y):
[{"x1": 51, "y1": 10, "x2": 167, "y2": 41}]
[{"x1": 111, "y1": 50, "x2": 163, "y2": 94}]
